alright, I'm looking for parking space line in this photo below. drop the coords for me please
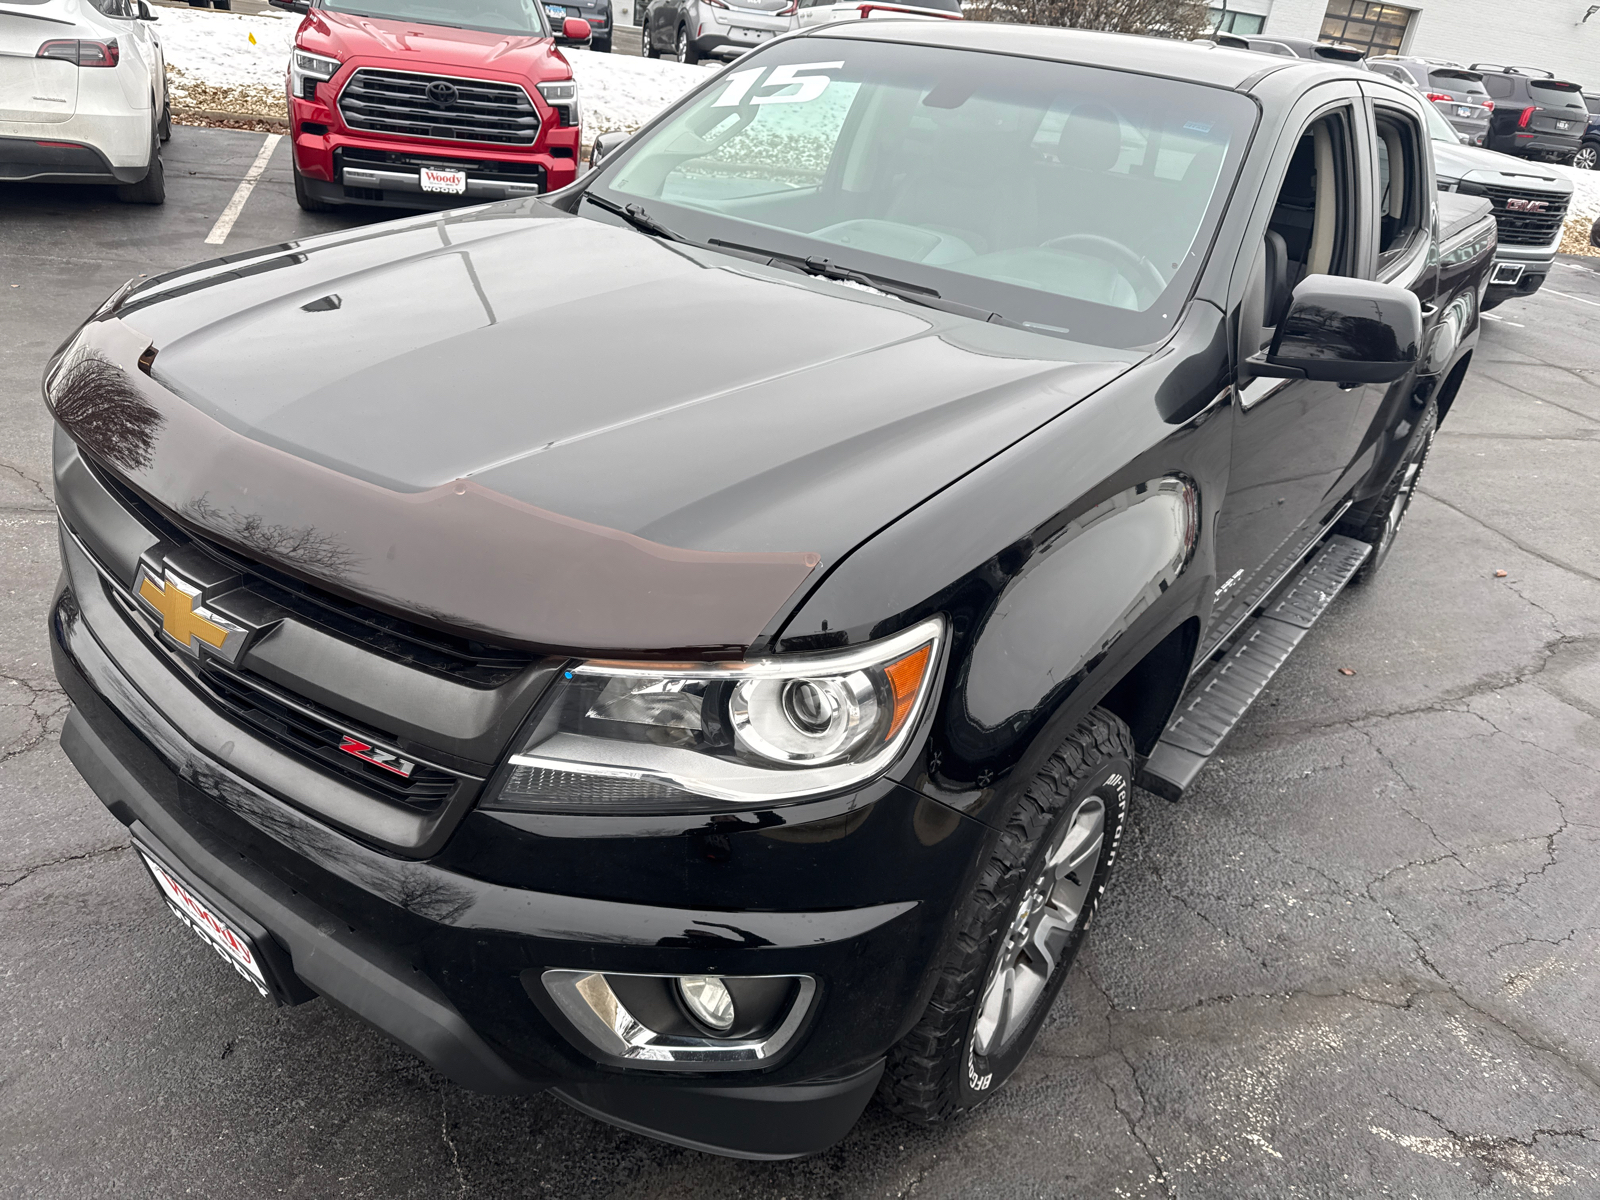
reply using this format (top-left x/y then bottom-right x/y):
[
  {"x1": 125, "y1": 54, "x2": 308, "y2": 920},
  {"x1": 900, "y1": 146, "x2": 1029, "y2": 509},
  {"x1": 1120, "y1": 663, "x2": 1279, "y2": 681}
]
[
  {"x1": 1544, "y1": 288, "x2": 1600, "y2": 310},
  {"x1": 204, "y1": 134, "x2": 283, "y2": 247}
]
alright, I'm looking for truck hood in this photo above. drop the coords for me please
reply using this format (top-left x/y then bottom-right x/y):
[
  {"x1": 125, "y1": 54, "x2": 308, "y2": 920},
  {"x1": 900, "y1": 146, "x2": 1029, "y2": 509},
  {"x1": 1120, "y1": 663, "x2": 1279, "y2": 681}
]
[
  {"x1": 1431, "y1": 139, "x2": 1573, "y2": 193},
  {"x1": 293, "y1": 9, "x2": 567, "y2": 81},
  {"x1": 61, "y1": 204, "x2": 1134, "y2": 652}
]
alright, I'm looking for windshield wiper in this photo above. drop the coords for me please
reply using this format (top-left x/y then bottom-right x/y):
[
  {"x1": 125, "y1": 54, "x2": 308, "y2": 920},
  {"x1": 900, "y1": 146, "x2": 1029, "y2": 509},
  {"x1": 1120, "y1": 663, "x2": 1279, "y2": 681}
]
[
  {"x1": 583, "y1": 193, "x2": 689, "y2": 243},
  {"x1": 709, "y1": 238, "x2": 999, "y2": 322}
]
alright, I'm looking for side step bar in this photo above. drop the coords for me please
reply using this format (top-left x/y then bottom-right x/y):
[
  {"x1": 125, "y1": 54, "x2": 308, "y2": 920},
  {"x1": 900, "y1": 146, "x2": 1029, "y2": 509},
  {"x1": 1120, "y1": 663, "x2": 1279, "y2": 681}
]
[{"x1": 1137, "y1": 535, "x2": 1372, "y2": 801}]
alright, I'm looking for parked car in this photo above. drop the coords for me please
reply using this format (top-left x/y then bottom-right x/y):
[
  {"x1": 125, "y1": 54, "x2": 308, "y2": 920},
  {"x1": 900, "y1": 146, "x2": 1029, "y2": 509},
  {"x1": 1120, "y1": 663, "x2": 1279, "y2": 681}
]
[
  {"x1": 268, "y1": 0, "x2": 592, "y2": 211},
  {"x1": 0, "y1": 0, "x2": 168, "y2": 202},
  {"x1": 48, "y1": 26, "x2": 1490, "y2": 1158},
  {"x1": 1576, "y1": 92, "x2": 1600, "y2": 170},
  {"x1": 548, "y1": 0, "x2": 611, "y2": 51},
  {"x1": 641, "y1": 0, "x2": 794, "y2": 63},
  {"x1": 1367, "y1": 57, "x2": 1492, "y2": 146},
  {"x1": 1423, "y1": 99, "x2": 1571, "y2": 307},
  {"x1": 1471, "y1": 64, "x2": 1588, "y2": 162}
]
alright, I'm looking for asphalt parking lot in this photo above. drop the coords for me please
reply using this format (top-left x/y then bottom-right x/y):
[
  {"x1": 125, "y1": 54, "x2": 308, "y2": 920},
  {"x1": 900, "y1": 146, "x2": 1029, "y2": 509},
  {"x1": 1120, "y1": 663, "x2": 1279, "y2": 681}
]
[{"x1": 4, "y1": 124, "x2": 1600, "y2": 1198}]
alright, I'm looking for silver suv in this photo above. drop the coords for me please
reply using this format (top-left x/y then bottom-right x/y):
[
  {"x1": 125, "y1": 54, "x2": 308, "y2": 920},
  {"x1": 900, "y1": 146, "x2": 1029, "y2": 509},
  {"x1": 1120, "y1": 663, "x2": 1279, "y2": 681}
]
[{"x1": 1369, "y1": 57, "x2": 1492, "y2": 146}]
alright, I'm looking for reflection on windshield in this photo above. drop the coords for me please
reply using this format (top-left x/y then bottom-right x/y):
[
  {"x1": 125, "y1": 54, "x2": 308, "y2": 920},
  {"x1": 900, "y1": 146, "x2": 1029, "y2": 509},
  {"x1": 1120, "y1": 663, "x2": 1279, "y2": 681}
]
[
  {"x1": 322, "y1": 0, "x2": 547, "y2": 35},
  {"x1": 594, "y1": 40, "x2": 1254, "y2": 345}
]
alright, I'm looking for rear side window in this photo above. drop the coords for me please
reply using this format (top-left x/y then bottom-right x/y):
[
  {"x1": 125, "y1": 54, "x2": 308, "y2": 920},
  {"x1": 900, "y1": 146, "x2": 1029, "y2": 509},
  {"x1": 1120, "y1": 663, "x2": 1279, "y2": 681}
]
[
  {"x1": 1429, "y1": 71, "x2": 1486, "y2": 96},
  {"x1": 1587, "y1": 95, "x2": 1600, "y2": 115},
  {"x1": 1481, "y1": 74, "x2": 1514, "y2": 99},
  {"x1": 1374, "y1": 107, "x2": 1426, "y2": 262},
  {"x1": 1529, "y1": 80, "x2": 1588, "y2": 111}
]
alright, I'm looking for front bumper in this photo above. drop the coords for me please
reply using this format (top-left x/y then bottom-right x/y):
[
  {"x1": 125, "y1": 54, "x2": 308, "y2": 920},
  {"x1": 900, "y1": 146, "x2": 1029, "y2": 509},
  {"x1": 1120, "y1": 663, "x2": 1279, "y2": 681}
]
[{"x1": 50, "y1": 520, "x2": 988, "y2": 1155}]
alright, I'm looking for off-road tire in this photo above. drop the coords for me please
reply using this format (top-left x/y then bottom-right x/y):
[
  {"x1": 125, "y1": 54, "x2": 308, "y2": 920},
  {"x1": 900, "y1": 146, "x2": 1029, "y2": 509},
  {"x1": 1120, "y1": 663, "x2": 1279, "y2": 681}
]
[
  {"x1": 115, "y1": 132, "x2": 165, "y2": 204},
  {"x1": 294, "y1": 165, "x2": 336, "y2": 213},
  {"x1": 879, "y1": 708, "x2": 1133, "y2": 1124},
  {"x1": 676, "y1": 25, "x2": 699, "y2": 64},
  {"x1": 1338, "y1": 399, "x2": 1437, "y2": 583}
]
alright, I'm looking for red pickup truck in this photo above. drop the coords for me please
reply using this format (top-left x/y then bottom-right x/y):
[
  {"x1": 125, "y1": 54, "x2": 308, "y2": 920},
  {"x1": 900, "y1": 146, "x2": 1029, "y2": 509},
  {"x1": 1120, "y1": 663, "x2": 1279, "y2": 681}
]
[{"x1": 269, "y1": 0, "x2": 591, "y2": 211}]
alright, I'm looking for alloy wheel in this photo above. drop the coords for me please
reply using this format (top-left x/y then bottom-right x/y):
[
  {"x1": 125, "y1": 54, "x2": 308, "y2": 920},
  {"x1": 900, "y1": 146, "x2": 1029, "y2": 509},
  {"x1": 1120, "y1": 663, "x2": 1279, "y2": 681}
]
[
  {"x1": 677, "y1": 28, "x2": 688, "y2": 61},
  {"x1": 971, "y1": 796, "x2": 1105, "y2": 1058},
  {"x1": 1576, "y1": 145, "x2": 1599, "y2": 171}
]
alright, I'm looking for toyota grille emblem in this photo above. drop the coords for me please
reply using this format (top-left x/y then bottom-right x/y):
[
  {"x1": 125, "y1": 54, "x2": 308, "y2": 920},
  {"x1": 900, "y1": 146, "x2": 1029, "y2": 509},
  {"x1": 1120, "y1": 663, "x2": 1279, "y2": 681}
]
[{"x1": 427, "y1": 80, "x2": 458, "y2": 106}]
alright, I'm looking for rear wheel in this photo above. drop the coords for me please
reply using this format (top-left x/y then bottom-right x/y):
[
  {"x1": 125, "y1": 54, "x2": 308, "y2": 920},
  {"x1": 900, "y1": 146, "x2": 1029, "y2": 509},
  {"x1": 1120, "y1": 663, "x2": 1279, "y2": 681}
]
[
  {"x1": 115, "y1": 131, "x2": 165, "y2": 204},
  {"x1": 1339, "y1": 399, "x2": 1437, "y2": 583},
  {"x1": 879, "y1": 709, "x2": 1132, "y2": 1124},
  {"x1": 676, "y1": 24, "x2": 699, "y2": 64},
  {"x1": 1575, "y1": 144, "x2": 1599, "y2": 171},
  {"x1": 294, "y1": 164, "x2": 336, "y2": 212},
  {"x1": 592, "y1": 36, "x2": 611, "y2": 51}
]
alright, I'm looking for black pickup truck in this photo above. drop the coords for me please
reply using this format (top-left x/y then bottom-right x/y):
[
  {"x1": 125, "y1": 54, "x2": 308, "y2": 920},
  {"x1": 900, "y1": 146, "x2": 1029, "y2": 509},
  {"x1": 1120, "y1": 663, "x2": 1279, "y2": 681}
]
[{"x1": 45, "y1": 23, "x2": 1495, "y2": 1159}]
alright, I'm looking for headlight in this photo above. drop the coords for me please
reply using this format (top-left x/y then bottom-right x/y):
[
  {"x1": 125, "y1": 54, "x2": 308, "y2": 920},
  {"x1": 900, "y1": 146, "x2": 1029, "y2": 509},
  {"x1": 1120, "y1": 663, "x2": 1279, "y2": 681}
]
[
  {"x1": 290, "y1": 49, "x2": 341, "y2": 101},
  {"x1": 536, "y1": 79, "x2": 580, "y2": 129},
  {"x1": 485, "y1": 617, "x2": 944, "y2": 811}
]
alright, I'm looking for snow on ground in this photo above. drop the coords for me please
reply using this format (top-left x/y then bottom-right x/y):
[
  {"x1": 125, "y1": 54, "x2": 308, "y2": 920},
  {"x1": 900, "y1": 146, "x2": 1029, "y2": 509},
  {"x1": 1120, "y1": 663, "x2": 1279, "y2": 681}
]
[
  {"x1": 155, "y1": 6, "x2": 712, "y2": 132},
  {"x1": 564, "y1": 48, "x2": 710, "y2": 136},
  {"x1": 1546, "y1": 161, "x2": 1600, "y2": 255}
]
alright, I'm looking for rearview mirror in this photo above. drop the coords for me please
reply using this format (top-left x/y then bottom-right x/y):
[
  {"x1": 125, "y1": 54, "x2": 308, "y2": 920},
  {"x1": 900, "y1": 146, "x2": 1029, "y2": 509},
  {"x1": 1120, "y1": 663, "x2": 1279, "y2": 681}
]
[
  {"x1": 268, "y1": 0, "x2": 312, "y2": 12},
  {"x1": 588, "y1": 130, "x2": 629, "y2": 169},
  {"x1": 557, "y1": 16, "x2": 592, "y2": 44},
  {"x1": 1247, "y1": 274, "x2": 1421, "y2": 385}
]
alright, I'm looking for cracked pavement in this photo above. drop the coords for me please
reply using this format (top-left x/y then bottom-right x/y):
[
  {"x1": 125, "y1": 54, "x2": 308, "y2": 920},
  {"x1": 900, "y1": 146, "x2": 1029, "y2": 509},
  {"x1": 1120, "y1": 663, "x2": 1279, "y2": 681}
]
[{"x1": 3, "y1": 130, "x2": 1599, "y2": 1198}]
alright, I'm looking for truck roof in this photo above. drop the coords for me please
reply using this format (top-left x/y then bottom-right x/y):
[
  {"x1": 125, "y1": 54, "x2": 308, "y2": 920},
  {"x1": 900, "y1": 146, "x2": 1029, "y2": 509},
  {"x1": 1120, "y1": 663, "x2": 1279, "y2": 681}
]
[{"x1": 815, "y1": 21, "x2": 1358, "y2": 92}]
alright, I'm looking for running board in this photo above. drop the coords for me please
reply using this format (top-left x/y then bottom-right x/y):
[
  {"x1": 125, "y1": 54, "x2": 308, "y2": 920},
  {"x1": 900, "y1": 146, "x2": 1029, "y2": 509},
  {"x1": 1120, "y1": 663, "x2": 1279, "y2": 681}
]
[{"x1": 1138, "y1": 535, "x2": 1372, "y2": 801}]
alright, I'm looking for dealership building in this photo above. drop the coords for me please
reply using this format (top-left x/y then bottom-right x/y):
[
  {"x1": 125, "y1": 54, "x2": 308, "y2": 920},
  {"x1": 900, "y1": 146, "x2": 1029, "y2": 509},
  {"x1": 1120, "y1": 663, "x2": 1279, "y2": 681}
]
[{"x1": 1208, "y1": 0, "x2": 1600, "y2": 86}]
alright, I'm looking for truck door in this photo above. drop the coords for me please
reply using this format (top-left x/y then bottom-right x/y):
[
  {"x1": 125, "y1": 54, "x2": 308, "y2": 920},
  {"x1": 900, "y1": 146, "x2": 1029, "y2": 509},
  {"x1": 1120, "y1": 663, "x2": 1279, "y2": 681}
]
[
  {"x1": 1323, "y1": 89, "x2": 1439, "y2": 506},
  {"x1": 1207, "y1": 85, "x2": 1376, "y2": 653}
]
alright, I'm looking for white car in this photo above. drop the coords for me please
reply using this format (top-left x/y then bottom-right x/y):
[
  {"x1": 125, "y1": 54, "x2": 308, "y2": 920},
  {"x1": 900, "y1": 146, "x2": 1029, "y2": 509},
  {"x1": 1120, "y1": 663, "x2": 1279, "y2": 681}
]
[{"x1": 1, "y1": 0, "x2": 168, "y2": 203}]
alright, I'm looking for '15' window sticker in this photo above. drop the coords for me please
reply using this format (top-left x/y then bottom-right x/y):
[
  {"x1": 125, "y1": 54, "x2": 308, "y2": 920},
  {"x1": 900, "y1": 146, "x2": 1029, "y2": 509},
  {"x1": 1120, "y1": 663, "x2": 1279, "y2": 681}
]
[{"x1": 713, "y1": 62, "x2": 845, "y2": 107}]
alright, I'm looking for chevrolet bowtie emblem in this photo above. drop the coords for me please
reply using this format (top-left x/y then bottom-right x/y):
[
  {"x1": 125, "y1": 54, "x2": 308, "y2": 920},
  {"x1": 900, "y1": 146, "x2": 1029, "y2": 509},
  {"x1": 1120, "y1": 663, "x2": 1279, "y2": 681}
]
[{"x1": 133, "y1": 567, "x2": 249, "y2": 662}]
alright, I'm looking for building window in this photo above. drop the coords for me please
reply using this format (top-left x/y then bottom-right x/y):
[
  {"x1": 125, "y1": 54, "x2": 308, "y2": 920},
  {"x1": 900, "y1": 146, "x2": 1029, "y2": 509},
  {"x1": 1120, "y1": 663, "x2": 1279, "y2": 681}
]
[
  {"x1": 1209, "y1": 7, "x2": 1266, "y2": 34},
  {"x1": 1319, "y1": 0, "x2": 1412, "y2": 55}
]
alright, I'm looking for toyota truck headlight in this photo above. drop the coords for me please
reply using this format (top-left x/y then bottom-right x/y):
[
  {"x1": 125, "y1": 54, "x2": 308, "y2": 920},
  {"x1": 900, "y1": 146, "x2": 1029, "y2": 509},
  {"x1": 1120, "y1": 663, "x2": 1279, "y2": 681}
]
[
  {"x1": 485, "y1": 617, "x2": 943, "y2": 811},
  {"x1": 290, "y1": 49, "x2": 341, "y2": 101}
]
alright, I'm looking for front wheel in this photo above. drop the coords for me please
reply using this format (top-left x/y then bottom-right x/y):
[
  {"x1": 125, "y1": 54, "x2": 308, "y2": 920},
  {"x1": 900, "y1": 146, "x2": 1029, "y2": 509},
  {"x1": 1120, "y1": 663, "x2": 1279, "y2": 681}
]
[
  {"x1": 1339, "y1": 399, "x2": 1437, "y2": 583},
  {"x1": 642, "y1": 24, "x2": 661, "y2": 57},
  {"x1": 676, "y1": 24, "x2": 699, "y2": 64},
  {"x1": 1575, "y1": 144, "x2": 1599, "y2": 171},
  {"x1": 879, "y1": 709, "x2": 1133, "y2": 1124}
]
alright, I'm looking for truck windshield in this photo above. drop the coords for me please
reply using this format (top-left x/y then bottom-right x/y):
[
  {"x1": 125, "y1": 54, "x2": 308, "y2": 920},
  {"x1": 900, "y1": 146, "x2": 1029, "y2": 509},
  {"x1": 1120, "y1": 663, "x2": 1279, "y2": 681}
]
[
  {"x1": 319, "y1": 0, "x2": 549, "y2": 36},
  {"x1": 586, "y1": 39, "x2": 1257, "y2": 347}
]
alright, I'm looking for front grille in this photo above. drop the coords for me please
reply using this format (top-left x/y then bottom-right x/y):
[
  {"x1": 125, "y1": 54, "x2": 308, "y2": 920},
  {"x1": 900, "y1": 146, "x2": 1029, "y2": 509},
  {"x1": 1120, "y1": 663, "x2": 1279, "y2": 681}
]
[
  {"x1": 102, "y1": 578, "x2": 465, "y2": 813},
  {"x1": 1475, "y1": 184, "x2": 1570, "y2": 246},
  {"x1": 339, "y1": 68, "x2": 540, "y2": 146},
  {"x1": 196, "y1": 660, "x2": 460, "y2": 811}
]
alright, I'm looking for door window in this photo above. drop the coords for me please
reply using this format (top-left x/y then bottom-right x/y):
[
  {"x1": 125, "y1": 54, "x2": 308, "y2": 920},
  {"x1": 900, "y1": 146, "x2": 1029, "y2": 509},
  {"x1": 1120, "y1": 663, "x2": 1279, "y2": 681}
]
[
  {"x1": 1481, "y1": 73, "x2": 1514, "y2": 100},
  {"x1": 1374, "y1": 106, "x2": 1424, "y2": 262}
]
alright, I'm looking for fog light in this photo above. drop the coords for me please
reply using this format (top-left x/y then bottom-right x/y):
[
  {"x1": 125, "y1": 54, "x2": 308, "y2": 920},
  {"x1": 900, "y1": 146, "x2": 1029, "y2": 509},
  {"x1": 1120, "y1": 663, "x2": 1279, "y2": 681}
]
[{"x1": 677, "y1": 975, "x2": 735, "y2": 1031}]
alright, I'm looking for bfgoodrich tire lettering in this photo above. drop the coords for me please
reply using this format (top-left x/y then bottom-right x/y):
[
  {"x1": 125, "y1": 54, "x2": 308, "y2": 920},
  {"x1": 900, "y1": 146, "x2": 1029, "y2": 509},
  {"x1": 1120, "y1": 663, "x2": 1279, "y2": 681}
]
[{"x1": 879, "y1": 709, "x2": 1132, "y2": 1123}]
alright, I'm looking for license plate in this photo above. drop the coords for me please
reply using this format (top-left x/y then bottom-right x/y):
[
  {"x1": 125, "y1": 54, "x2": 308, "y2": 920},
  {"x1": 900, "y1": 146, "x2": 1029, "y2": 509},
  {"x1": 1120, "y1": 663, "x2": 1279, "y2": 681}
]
[
  {"x1": 732, "y1": 26, "x2": 774, "y2": 39},
  {"x1": 1457, "y1": 106, "x2": 1471, "y2": 117},
  {"x1": 137, "y1": 847, "x2": 270, "y2": 999},
  {"x1": 420, "y1": 166, "x2": 467, "y2": 195},
  {"x1": 546, "y1": 4, "x2": 566, "y2": 14},
  {"x1": 1557, "y1": 121, "x2": 1571, "y2": 131}
]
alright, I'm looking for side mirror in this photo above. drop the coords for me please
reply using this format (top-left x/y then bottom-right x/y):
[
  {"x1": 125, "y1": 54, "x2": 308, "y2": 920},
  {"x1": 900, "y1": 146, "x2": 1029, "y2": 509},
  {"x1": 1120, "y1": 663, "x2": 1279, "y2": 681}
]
[
  {"x1": 1247, "y1": 274, "x2": 1421, "y2": 385},
  {"x1": 588, "y1": 129, "x2": 629, "y2": 169},
  {"x1": 557, "y1": 16, "x2": 592, "y2": 43},
  {"x1": 268, "y1": 0, "x2": 312, "y2": 12},
  {"x1": 137, "y1": 0, "x2": 158, "y2": 19}
]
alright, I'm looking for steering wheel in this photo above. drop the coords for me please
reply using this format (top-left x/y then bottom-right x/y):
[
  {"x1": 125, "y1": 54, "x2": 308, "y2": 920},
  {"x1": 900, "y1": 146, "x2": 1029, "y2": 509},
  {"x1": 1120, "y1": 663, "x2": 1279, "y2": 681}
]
[{"x1": 1040, "y1": 234, "x2": 1168, "y2": 309}]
